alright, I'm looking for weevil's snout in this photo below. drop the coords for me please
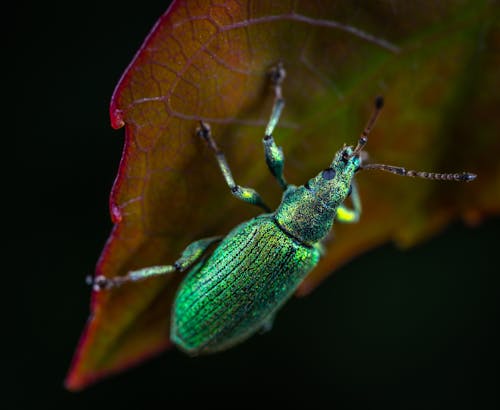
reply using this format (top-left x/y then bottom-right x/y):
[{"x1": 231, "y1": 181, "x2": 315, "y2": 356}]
[
  {"x1": 328, "y1": 147, "x2": 361, "y2": 193},
  {"x1": 302, "y1": 147, "x2": 360, "y2": 205},
  {"x1": 332, "y1": 146, "x2": 362, "y2": 174}
]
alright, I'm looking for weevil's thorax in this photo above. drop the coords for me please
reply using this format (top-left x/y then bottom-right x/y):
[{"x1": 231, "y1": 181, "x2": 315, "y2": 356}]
[{"x1": 275, "y1": 146, "x2": 360, "y2": 245}]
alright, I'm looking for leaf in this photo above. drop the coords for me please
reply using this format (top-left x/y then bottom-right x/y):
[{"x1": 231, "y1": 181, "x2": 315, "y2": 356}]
[{"x1": 65, "y1": 0, "x2": 500, "y2": 390}]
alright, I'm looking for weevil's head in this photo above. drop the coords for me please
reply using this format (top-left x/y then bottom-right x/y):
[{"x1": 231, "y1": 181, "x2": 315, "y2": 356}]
[
  {"x1": 275, "y1": 96, "x2": 383, "y2": 245},
  {"x1": 304, "y1": 144, "x2": 362, "y2": 207},
  {"x1": 274, "y1": 146, "x2": 362, "y2": 245},
  {"x1": 302, "y1": 95, "x2": 384, "y2": 208}
]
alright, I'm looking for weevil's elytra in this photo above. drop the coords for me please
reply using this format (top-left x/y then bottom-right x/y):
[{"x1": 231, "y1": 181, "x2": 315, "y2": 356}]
[
  {"x1": 92, "y1": 63, "x2": 476, "y2": 355},
  {"x1": 171, "y1": 215, "x2": 320, "y2": 355}
]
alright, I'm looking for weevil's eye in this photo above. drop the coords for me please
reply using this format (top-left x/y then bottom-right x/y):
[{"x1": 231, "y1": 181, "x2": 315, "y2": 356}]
[
  {"x1": 341, "y1": 150, "x2": 350, "y2": 163},
  {"x1": 322, "y1": 168, "x2": 336, "y2": 180}
]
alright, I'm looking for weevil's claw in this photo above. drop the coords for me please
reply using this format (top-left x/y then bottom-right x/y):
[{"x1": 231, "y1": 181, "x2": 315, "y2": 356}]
[
  {"x1": 269, "y1": 62, "x2": 286, "y2": 100},
  {"x1": 92, "y1": 275, "x2": 111, "y2": 292},
  {"x1": 196, "y1": 121, "x2": 211, "y2": 139},
  {"x1": 86, "y1": 274, "x2": 117, "y2": 292},
  {"x1": 269, "y1": 62, "x2": 286, "y2": 86}
]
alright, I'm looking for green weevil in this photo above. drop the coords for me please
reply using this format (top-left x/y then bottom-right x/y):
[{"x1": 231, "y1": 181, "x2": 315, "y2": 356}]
[{"x1": 91, "y1": 63, "x2": 476, "y2": 355}]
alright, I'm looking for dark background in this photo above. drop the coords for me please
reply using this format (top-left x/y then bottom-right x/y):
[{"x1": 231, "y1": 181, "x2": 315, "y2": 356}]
[{"x1": 11, "y1": 2, "x2": 498, "y2": 409}]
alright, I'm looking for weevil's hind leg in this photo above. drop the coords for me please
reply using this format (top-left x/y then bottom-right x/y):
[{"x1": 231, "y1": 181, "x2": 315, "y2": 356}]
[
  {"x1": 90, "y1": 236, "x2": 223, "y2": 291},
  {"x1": 263, "y1": 63, "x2": 288, "y2": 191},
  {"x1": 197, "y1": 122, "x2": 271, "y2": 212},
  {"x1": 336, "y1": 179, "x2": 362, "y2": 223}
]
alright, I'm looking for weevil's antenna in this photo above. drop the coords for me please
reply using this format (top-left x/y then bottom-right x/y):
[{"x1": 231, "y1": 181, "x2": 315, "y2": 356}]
[
  {"x1": 352, "y1": 95, "x2": 384, "y2": 156},
  {"x1": 361, "y1": 163, "x2": 477, "y2": 182},
  {"x1": 355, "y1": 96, "x2": 477, "y2": 182}
]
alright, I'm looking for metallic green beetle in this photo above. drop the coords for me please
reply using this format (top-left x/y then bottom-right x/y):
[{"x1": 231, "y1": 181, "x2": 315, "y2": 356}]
[{"x1": 92, "y1": 63, "x2": 476, "y2": 355}]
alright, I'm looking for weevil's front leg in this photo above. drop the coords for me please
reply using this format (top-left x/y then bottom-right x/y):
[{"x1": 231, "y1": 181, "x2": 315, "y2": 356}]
[
  {"x1": 90, "y1": 236, "x2": 222, "y2": 291},
  {"x1": 197, "y1": 122, "x2": 271, "y2": 212},
  {"x1": 263, "y1": 63, "x2": 288, "y2": 191},
  {"x1": 336, "y1": 179, "x2": 362, "y2": 223}
]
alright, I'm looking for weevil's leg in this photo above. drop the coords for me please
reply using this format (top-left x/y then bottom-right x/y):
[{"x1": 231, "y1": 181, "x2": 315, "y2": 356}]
[
  {"x1": 263, "y1": 63, "x2": 288, "y2": 191},
  {"x1": 336, "y1": 179, "x2": 362, "y2": 223},
  {"x1": 197, "y1": 122, "x2": 271, "y2": 212},
  {"x1": 91, "y1": 236, "x2": 223, "y2": 291}
]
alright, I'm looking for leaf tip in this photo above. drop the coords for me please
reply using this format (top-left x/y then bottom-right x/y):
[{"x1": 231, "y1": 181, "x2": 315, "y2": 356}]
[
  {"x1": 64, "y1": 373, "x2": 85, "y2": 393},
  {"x1": 64, "y1": 364, "x2": 103, "y2": 392}
]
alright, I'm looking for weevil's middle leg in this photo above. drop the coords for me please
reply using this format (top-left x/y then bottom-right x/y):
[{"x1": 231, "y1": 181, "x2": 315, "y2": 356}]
[
  {"x1": 263, "y1": 63, "x2": 288, "y2": 191},
  {"x1": 197, "y1": 122, "x2": 271, "y2": 212},
  {"x1": 336, "y1": 179, "x2": 362, "y2": 223},
  {"x1": 90, "y1": 236, "x2": 223, "y2": 291}
]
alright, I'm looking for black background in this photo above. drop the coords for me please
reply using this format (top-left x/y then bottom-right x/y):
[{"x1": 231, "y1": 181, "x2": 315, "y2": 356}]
[{"x1": 11, "y1": 2, "x2": 498, "y2": 409}]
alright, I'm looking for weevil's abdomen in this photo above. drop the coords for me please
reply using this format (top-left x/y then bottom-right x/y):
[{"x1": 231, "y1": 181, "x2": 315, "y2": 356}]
[{"x1": 171, "y1": 215, "x2": 320, "y2": 355}]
